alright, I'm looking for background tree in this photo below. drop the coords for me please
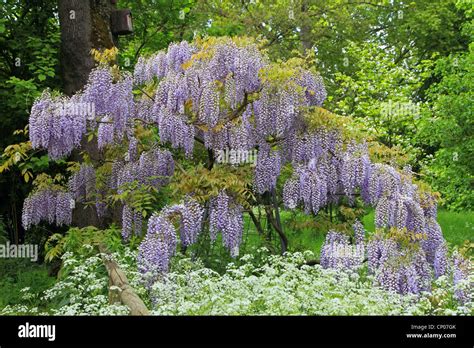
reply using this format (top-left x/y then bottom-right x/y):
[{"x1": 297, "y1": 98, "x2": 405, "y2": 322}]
[
  {"x1": 0, "y1": 0, "x2": 59, "y2": 244},
  {"x1": 190, "y1": 0, "x2": 472, "y2": 208},
  {"x1": 117, "y1": 0, "x2": 204, "y2": 70}
]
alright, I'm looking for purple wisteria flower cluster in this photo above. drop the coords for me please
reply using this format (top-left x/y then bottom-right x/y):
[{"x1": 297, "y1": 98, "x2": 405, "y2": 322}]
[
  {"x1": 29, "y1": 91, "x2": 87, "y2": 160},
  {"x1": 138, "y1": 213, "x2": 177, "y2": 277},
  {"x1": 22, "y1": 189, "x2": 73, "y2": 230},
  {"x1": 116, "y1": 147, "x2": 175, "y2": 192},
  {"x1": 320, "y1": 229, "x2": 365, "y2": 270},
  {"x1": 144, "y1": 40, "x2": 268, "y2": 158},
  {"x1": 163, "y1": 198, "x2": 205, "y2": 247},
  {"x1": 452, "y1": 251, "x2": 472, "y2": 304},
  {"x1": 133, "y1": 41, "x2": 195, "y2": 85},
  {"x1": 29, "y1": 67, "x2": 135, "y2": 158},
  {"x1": 68, "y1": 163, "x2": 96, "y2": 203},
  {"x1": 367, "y1": 238, "x2": 432, "y2": 295},
  {"x1": 87, "y1": 71, "x2": 134, "y2": 149},
  {"x1": 254, "y1": 142, "x2": 282, "y2": 194},
  {"x1": 365, "y1": 232, "x2": 470, "y2": 299},
  {"x1": 376, "y1": 242, "x2": 473, "y2": 300},
  {"x1": 209, "y1": 191, "x2": 244, "y2": 257},
  {"x1": 282, "y1": 139, "x2": 368, "y2": 215},
  {"x1": 137, "y1": 198, "x2": 204, "y2": 279},
  {"x1": 319, "y1": 215, "x2": 471, "y2": 301},
  {"x1": 121, "y1": 204, "x2": 143, "y2": 240}
]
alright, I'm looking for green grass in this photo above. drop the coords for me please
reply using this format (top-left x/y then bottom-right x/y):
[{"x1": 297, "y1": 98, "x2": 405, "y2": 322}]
[
  {"x1": 362, "y1": 209, "x2": 473, "y2": 247},
  {"x1": 437, "y1": 210, "x2": 474, "y2": 246},
  {"x1": 0, "y1": 258, "x2": 55, "y2": 309},
  {"x1": 240, "y1": 210, "x2": 327, "y2": 255},
  {"x1": 238, "y1": 208, "x2": 473, "y2": 259}
]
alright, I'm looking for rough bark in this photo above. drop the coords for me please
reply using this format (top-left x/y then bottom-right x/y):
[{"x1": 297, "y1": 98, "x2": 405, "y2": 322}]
[
  {"x1": 58, "y1": 0, "x2": 116, "y2": 228},
  {"x1": 58, "y1": 0, "x2": 115, "y2": 96},
  {"x1": 300, "y1": 0, "x2": 313, "y2": 52}
]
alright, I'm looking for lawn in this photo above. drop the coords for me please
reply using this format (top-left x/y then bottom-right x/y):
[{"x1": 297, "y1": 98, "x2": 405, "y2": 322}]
[
  {"x1": 239, "y1": 208, "x2": 473, "y2": 258},
  {"x1": 0, "y1": 258, "x2": 55, "y2": 310},
  {"x1": 362, "y1": 209, "x2": 474, "y2": 247}
]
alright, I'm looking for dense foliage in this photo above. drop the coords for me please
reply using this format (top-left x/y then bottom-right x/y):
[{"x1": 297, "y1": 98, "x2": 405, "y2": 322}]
[
  {"x1": 17, "y1": 38, "x2": 472, "y2": 305},
  {"x1": 0, "y1": 0, "x2": 472, "y2": 317}
]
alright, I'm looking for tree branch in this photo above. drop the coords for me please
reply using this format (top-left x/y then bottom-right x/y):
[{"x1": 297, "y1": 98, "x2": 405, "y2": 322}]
[{"x1": 247, "y1": 209, "x2": 264, "y2": 235}]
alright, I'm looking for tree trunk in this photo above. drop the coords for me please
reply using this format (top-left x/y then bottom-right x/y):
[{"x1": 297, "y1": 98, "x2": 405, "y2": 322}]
[
  {"x1": 262, "y1": 189, "x2": 288, "y2": 254},
  {"x1": 300, "y1": 0, "x2": 313, "y2": 52},
  {"x1": 59, "y1": 0, "x2": 115, "y2": 96},
  {"x1": 58, "y1": 0, "x2": 116, "y2": 228},
  {"x1": 264, "y1": 205, "x2": 288, "y2": 255}
]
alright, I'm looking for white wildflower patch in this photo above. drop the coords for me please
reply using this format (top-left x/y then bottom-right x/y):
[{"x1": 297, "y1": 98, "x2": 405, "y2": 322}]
[
  {"x1": 3, "y1": 247, "x2": 471, "y2": 316},
  {"x1": 146, "y1": 251, "x2": 473, "y2": 315}
]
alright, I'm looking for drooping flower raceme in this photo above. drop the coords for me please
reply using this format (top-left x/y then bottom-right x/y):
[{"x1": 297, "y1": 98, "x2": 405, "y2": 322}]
[
  {"x1": 68, "y1": 164, "x2": 96, "y2": 203},
  {"x1": 209, "y1": 191, "x2": 244, "y2": 257},
  {"x1": 178, "y1": 198, "x2": 205, "y2": 247},
  {"x1": 254, "y1": 143, "x2": 282, "y2": 194},
  {"x1": 121, "y1": 205, "x2": 143, "y2": 240},
  {"x1": 434, "y1": 243, "x2": 448, "y2": 279},
  {"x1": 353, "y1": 219, "x2": 365, "y2": 245},
  {"x1": 29, "y1": 91, "x2": 88, "y2": 160},
  {"x1": 137, "y1": 198, "x2": 204, "y2": 282},
  {"x1": 320, "y1": 230, "x2": 364, "y2": 270},
  {"x1": 138, "y1": 213, "x2": 177, "y2": 278},
  {"x1": 22, "y1": 189, "x2": 73, "y2": 230}
]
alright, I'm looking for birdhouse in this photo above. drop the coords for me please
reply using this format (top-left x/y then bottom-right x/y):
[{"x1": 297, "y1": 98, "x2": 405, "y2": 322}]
[{"x1": 110, "y1": 9, "x2": 133, "y2": 35}]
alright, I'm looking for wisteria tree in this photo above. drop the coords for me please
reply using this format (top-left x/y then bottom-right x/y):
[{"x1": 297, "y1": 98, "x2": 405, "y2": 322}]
[{"x1": 21, "y1": 37, "x2": 470, "y2": 301}]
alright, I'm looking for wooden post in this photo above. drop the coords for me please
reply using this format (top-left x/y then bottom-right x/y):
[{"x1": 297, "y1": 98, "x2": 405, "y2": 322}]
[{"x1": 99, "y1": 244, "x2": 150, "y2": 315}]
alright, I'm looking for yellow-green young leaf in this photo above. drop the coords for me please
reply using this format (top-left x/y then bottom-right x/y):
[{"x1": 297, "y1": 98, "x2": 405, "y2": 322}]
[
  {"x1": 87, "y1": 133, "x2": 94, "y2": 142},
  {"x1": 24, "y1": 172, "x2": 30, "y2": 183},
  {"x1": 142, "y1": 210, "x2": 147, "y2": 218}
]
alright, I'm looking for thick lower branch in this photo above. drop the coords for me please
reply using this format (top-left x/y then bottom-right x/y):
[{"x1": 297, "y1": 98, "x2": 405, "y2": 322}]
[
  {"x1": 247, "y1": 210, "x2": 264, "y2": 235},
  {"x1": 264, "y1": 205, "x2": 288, "y2": 254}
]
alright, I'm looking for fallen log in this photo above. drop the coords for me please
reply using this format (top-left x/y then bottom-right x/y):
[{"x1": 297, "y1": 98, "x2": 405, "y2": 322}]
[{"x1": 99, "y1": 244, "x2": 150, "y2": 315}]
